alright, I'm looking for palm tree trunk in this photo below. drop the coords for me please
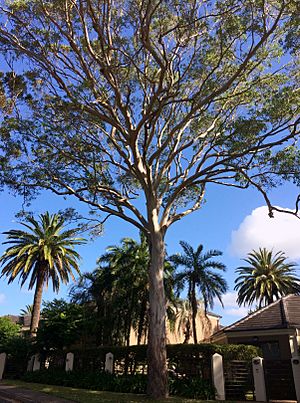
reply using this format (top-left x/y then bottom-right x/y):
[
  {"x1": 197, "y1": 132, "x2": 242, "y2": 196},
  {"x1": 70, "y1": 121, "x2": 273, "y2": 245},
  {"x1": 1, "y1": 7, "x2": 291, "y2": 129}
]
[
  {"x1": 137, "y1": 297, "x2": 147, "y2": 345},
  {"x1": 191, "y1": 283, "x2": 198, "y2": 344},
  {"x1": 30, "y1": 272, "x2": 44, "y2": 336},
  {"x1": 146, "y1": 229, "x2": 168, "y2": 398}
]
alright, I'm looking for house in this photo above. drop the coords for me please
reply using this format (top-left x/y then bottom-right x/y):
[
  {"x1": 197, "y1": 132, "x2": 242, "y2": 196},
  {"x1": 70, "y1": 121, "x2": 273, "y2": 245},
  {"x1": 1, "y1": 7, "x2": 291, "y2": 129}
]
[
  {"x1": 130, "y1": 308, "x2": 221, "y2": 345},
  {"x1": 4, "y1": 315, "x2": 31, "y2": 334},
  {"x1": 211, "y1": 294, "x2": 300, "y2": 359}
]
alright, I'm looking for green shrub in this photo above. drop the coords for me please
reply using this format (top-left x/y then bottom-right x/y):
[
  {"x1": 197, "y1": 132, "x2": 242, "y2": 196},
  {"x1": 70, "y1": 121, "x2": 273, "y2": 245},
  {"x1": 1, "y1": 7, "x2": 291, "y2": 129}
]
[
  {"x1": 69, "y1": 342, "x2": 259, "y2": 375},
  {"x1": 22, "y1": 369, "x2": 215, "y2": 398},
  {"x1": 169, "y1": 376, "x2": 215, "y2": 399}
]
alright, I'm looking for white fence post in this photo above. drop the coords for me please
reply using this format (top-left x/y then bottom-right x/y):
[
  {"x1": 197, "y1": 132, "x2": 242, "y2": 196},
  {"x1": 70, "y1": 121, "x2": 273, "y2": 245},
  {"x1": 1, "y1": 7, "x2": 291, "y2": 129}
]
[
  {"x1": 105, "y1": 352, "x2": 114, "y2": 374},
  {"x1": 0, "y1": 353, "x2": 6, "y2": 380},
  {"x1": 211, "y1": 353, "x2": 225, "y2": 400},
  {"x1": 33, "y1": 353, "x2": 41, "y2": 371},
  {"x1": 252, "y1": 356, "x2": 267, "y2": 402},
  {"x1": 65, "y1": 352, "x2": 74, "y2": 372},
  {"x1": 291, "y1": 356, "x2": 300, "y2": 402}
]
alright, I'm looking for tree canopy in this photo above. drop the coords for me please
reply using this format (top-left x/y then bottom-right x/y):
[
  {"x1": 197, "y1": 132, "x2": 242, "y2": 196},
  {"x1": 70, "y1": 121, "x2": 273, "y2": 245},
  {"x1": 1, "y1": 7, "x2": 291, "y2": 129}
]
[
  {"x1": 0, "y1": 0, "x2": 299, "y2": 223},
  {"x1": 0, "y1": 0, "x2": 299, "y2": 397},
  {"x1": 0, "y1": 316, "x2": 20, "y2": 350}
]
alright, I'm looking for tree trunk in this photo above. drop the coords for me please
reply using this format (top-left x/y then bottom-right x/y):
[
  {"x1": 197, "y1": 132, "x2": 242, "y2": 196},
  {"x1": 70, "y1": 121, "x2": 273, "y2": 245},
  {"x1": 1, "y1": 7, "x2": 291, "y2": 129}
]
[
  {"x1": 30, "y1": 271, "x2": 44, "y2": 336},
  {"x1": 191, "y1": 284, "x2": 198, "y2": 344},
  {"x1": 147, "y1": 229, "x2": 168, "y2": 398},
  {"x1": 137, "y1": 297, "x2": 147, "y2": 345}
]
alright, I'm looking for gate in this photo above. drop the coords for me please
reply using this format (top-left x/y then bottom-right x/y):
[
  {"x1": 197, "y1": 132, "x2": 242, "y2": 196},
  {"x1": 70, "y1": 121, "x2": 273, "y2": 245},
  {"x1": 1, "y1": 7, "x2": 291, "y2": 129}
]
[
  {"x1": 264, "y1": 359, "x2": 296, "y2": 401},
  {"x1": 3, "y1": 354, "x2": 28, "y2": 379},
  {"x1": 224, "y1": 360, "x2": 254, "y2": 400}
]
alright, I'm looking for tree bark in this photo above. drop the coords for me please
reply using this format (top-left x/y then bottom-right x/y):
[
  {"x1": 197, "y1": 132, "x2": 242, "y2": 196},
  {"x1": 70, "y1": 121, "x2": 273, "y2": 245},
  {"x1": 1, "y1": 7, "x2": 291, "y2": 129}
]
[
  {"x1": 137, "y1": 297, "x2": 147, "y2": 345},
  {"x1": 30, "y1": 271, "x2": 45, "y2": 336},
  {"x1": 191, "y1": 283, "x2": 198, "y2": 344},
  {"x1": 147, "y1": 229, "x2": 168, "y2": 398}
]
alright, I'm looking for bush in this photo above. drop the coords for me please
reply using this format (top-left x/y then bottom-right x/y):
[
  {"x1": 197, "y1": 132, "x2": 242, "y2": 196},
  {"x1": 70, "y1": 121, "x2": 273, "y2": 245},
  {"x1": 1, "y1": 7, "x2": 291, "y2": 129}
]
[
  {"x1": 0, "y1": 317, "x2": 21, "y2": 351},
  {"x1": 169, "y1": 376, "x2": 215, "y2": 399},
  {"x1": 22, "y1": 369, "x2": 214, "y2": 398},
  {"x1": 22, "y1": 370, "x2": 147, "y2": 394},
  {"x1": 69, "y1": 343, "x2": 259, "y2": 377}
]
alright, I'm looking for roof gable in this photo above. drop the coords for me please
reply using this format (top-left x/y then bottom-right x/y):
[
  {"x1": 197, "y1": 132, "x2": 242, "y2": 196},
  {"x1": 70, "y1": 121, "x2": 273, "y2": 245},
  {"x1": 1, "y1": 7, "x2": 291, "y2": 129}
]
[{"x1": 223, "y1": 295, "x2": 300, "y2": 332}]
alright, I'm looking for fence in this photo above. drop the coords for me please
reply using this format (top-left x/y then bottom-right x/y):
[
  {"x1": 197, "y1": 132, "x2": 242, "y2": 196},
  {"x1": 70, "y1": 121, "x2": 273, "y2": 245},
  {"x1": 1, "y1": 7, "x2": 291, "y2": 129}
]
[{"x1": 5, "y1": 345, "x2": 298, "y2": 401}]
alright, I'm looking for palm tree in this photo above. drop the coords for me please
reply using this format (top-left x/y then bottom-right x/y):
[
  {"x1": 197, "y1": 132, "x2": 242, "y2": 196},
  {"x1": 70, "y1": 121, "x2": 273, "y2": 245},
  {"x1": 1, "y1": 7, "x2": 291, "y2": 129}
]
[
  {"x1": 20, "y1": 304, "x2": 33, "y2": 316},
  {"x1": 0, "y1": 212, "x2": 85, "y2": 335},
  {"x1": 71, "y1": 233, "x2": 177, "y2": 346},
  {"x1": 235, "y1": 248, "x2": 300, "y2": 308},
  {"x1": 169, "y1": 241, "x2": 228, "y2": 344}
]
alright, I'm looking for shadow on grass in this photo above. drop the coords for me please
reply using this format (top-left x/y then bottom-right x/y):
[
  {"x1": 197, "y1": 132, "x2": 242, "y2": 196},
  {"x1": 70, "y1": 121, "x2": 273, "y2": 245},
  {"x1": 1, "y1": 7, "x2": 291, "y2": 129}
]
[{"x1": 2, "y1": 379, "x2": 240, "y2": 403}]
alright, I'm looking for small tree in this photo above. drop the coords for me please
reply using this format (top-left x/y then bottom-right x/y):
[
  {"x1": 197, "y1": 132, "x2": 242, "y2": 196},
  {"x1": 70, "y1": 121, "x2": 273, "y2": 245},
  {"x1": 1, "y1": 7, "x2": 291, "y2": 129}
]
[
  {"x1": 0, "y1": 0, "x2": 299, "y2": 397},
  {"x1": 36, "y1": 299, "x2": 88, "y2": 351},
  {"x1": 0, "y1": 317, "x2": 20, "y2": 350}
]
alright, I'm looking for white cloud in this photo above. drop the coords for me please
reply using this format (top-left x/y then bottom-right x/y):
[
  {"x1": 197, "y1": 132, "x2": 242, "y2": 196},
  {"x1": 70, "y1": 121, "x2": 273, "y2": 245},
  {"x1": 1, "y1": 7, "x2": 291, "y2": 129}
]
[
  {"x1": 0, "y1": 294, "x2": 5, "y2": 304},
  {"x1": 230, "y1": 206, "x2": 300, "y2": 260},
  {"x1": 217, "y1": 292, "x2": 238, "y2": 307},
  {"x1": 225, "y1": 306, "x2": 249, "y2": 317},
  {"x1": 214, "y1": 292, "x2": 251, "y2": 319}
]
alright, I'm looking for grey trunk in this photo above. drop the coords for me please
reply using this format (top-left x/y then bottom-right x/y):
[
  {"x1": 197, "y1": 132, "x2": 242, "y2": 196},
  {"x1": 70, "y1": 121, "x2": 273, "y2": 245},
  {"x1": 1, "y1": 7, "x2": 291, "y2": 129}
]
[{"x1": 30, "y1": 272, "x2": 44, "y2": 336}]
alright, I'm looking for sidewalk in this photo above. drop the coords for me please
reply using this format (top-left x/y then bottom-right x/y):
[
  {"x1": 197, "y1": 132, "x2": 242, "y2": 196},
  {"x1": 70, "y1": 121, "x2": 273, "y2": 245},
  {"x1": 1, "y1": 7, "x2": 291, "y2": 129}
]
[{"x1": 0, "y1": 383, "x2": 73, "y2": 403}]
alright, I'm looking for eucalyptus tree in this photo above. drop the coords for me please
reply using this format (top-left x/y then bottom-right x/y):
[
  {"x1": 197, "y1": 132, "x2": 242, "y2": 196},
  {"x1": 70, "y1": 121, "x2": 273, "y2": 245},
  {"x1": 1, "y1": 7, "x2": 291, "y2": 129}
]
[
  {"x1": 0, "y1": 0, "x2": 300, "y2": 397},
  {"x1": 170, "y1": 242, "x2": 228, "y2": 344},
  {"x1": 0, "y1": 212, "x2": 85, "y2": 335},
  {"x1": 235, "y1": 248, "x2": 300, "y2": 308}
]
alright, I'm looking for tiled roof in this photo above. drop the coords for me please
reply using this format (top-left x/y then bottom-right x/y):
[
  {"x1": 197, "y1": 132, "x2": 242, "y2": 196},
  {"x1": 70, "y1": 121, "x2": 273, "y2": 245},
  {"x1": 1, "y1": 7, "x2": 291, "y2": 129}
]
[
  {"x1": 222, "y1": 295, "x2": 300, "y2": 333},
  {"x1": 5, "y1": 314, "x2": 31, "y2": 327}
]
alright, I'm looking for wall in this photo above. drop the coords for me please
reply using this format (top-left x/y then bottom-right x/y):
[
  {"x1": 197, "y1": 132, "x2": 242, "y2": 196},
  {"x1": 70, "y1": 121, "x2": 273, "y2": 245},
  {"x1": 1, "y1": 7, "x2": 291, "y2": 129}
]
[{"x1": 129, "y1": 310, "x2": 220, "y2": 345}]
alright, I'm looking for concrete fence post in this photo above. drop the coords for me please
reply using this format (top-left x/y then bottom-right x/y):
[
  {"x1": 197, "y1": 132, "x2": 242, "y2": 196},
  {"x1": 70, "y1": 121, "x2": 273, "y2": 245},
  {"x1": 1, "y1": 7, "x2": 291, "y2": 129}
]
[
  {"x1": 0, "y1": 353, "x2": 6, "y2": 380},
  {"x1": 252, "y1": 356, "x2": 267, "y2": 402},
  {"x1": 291, "y1": 356, "x2": 300, "y2": 403},
  {"x1": 65, "y1": 352, "x2": 74, "y2": 372},
  {"x1": 211, "y1": 353, "x2": 225, "y2": 400},
  {"x1": 33, "y1": 353, "x2": 41, "y2": 372},
  {"x1": 105, "y1": 352, "x2": 114, "y2": 374}
]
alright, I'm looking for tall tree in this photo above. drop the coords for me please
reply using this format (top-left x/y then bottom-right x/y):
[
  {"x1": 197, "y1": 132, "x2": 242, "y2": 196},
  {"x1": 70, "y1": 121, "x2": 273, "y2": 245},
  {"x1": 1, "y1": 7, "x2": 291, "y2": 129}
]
[
  {"x1": 0, "y1": 212, "x2": 85, "y2": 335},
  {"x1": 235, "y1": 248, "x2": 300, "y2": 308},
  {"x1": 0, "y1": 0, "x2": 299, "y2": 397},
  {"x1": 170, "y1": 241, "x2": 227, "y2": 344}
]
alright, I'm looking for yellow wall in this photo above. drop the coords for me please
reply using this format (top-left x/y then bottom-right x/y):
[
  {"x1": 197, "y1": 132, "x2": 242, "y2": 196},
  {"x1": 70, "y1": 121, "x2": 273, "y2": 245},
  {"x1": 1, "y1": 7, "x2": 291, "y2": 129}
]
[{"x1": 130, "y1": 310, "x2": 220, "y2": 345}]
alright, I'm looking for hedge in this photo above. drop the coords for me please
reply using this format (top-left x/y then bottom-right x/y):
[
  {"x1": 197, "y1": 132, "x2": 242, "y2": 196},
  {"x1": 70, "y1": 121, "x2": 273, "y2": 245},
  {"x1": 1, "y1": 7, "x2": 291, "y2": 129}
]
[
  {"x1": 33, "y1": 343, "x2": 259, "y2": 380},
  {"x1": 22, "y1": 369, "x2": 216, "y2": 399},
  {"x1": 20, "y1": 343, "x2": 259, "y2": 398}
]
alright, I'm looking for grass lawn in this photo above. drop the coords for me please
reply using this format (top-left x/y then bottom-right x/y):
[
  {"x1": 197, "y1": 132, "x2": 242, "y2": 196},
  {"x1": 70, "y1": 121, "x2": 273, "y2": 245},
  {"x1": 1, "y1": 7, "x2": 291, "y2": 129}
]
[{"x1": 2, "y1": 379, "x2": 241, "y2": 403}]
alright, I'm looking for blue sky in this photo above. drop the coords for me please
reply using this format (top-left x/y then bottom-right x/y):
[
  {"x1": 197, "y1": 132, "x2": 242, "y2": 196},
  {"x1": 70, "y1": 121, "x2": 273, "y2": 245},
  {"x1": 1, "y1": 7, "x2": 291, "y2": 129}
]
[{"x1": 0, "y1": 181, "x2": 299, "y2": 326}]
